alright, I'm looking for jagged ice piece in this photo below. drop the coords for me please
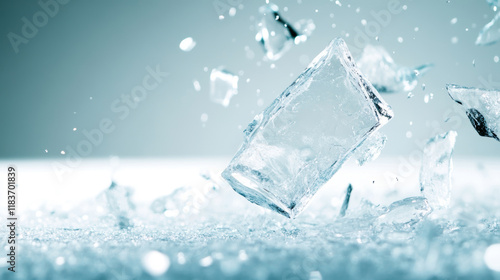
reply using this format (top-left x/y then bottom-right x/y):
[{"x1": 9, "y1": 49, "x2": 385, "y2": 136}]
[
  {"x1": 447, "y1": 84, "x2": 500, "y2": 141},
  {"x1": 210, "y1": 68, "x2": 238, "y2": 107},
  {"x1": 376, "y1": 196, "x2": 432, "y2": 232},
  {"x1": 150, "y1": 184, "x2": 217, "y2": 217},
  {"x1": 353, "y1": 131, "x2": 387, "y2": 166},
  {"x1": 339, "y1": 184, "x2": 353, "y2": 217},
  {"x1": 476, "y1": 11, "x2": 500, "y2": 45},
  {"x1": 222, "y1": 38, "x2": 393, "y2": 218},
  {"x1": 419, "y1": 131, "x2": 457, "y2": 209},
  {"x1": 103, "y1": 181, "x2": 135, "y2": 229}
]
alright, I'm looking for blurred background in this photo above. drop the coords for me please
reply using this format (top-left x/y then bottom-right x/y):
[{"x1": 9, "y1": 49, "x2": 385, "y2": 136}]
[{"x1": 1, "y1": 0, "x2": 499, "y2": 160}]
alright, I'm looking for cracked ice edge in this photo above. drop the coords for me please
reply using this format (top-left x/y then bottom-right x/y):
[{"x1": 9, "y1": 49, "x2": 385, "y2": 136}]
[{"x1": 222, "y1": 38, "x2": 393, "y2": 218}]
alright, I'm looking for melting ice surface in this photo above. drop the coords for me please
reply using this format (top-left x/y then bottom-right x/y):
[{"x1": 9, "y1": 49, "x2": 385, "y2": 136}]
[
  {"x1": 357, "y1": 45, "x2": 433, "y2": 93},
  {"x1": 476, "y1": 11, "x2": 500, "y2": 45},
  {"x1": 255, "y1": 3, "x2": 315, "y2": 60},
  {"x1": 222, "y1": 38, "x2": 393, "y2": 218},
  {"x1": 447, "y1": 84, "x2": 500, "y2": 141},
  {"x1": 420, "y1": 131, "x2": 457, "y2": 209},
  {"x1": 353, "y1": 131, "x2": 387, "y2": 166},
  {"x1": 210, "y1": 68, "x2": 239, "y2": 107}
]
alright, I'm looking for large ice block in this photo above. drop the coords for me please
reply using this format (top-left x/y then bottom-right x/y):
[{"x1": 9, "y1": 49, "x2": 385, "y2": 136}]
[
  {"x1": 476, "y1": 11, "x2": 500, "y2": 46},
  {"x1": 447, "y1": 84, "x2": 500, "y2": 141},
  {"x1": 420, "y1": 131, "x2": 457, "y2": 209},
  {"x1": 222, "y1": 38, "x2": 394, "y2": 218}
]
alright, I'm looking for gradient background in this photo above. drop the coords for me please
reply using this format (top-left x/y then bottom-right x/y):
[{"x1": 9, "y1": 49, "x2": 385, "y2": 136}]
[{"x1": 1, "y1": 0, "x2": 499, "y2": 160}]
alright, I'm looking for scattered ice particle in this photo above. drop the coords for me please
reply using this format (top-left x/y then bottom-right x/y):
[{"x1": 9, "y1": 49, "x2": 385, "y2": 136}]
[
  {"x1": 219, "y1": 15, "x2": 224, "y2": 20},
  {"x1": 222, "y1": 38, "x2": 393, "y2": 218},
  {"x1": 238, "y1": 250, "x2": 248, "y2": 261},
  {"x1": 60, "y1": 150, "x2": 65, "y2": 155},
  {"x1": 472, "y1": 59, "x2": 476, "y2": 67},
  {"x1": 407, "y1": 92, "x2": 414, "y2": 98},
  {"x1": 229, "y1": 7, "x2": 237, "y2": 17},
  {"x1": 315, "y1": 9, "x2": 318, "y2": 13},
  {"x1": 447, "y1": 84, "x2": 500, "y2": 141},
  {"x1": 488, "y1": 0, "x2": 499, "y2": 8},
  {"x1": 331, "y1": 23, "x2": 336, "y2": 28},
  {"x1": 406, "y1": 131, "x2": 413, "y2": 138},
  {"x1": 89, "y1": 96, "x2": 93, "y2": 100},
  {"x1": 73, "y1": 127, "x2": 77, "y2": 131},
  {"x1": 397, "y1": 37, "x2": 404, "y2": 43},
  {"x1": 339, "y1": 184, "x2": 352, "y2": 217},
  {"x1": 414, "y1": 27, "x2": 419, "y2": 32},
  {"x1": 257, "y1": 98, "x2": 264, "y2": 107},
  {"x1": 179, "y1": 37, "x2": 196, "y2": 52},
  {"x1": 210, "y1": 68, "x2": 239, "y2": 107},
  {"x1": 422, "y1": 83, "x2": 426, "y2": 91},
  {"x1": 494, "y1": 55, "x2": 499, "y2": 63},
  {"x1": 355, "y1": 7, "x2": 361, "y2": 13},
  {"x1": 376, "y1": 197, "x2": 432, "y2": 231},
  {"x1": 357, "y1": 45, "x2": 433, "y2": 93},
  {"x1": 193, "y1": 80, "x2": 201, "y2": 91},
  {"x1": 103, "y1": 181, "x2": 135, "y2": 229},
  {"x1": 451, "y1": 36, "x2": 459, "y2": 44},
  {"x1": 424, "y1": 94, "x2": 430, "y2": 103},
  {"x1": 310, "y1": 271, "x2": 323, "y2": 280},
  {"x1": 330, "y1": 13, "x2": 334, "y2": 18},
  {"x1": 150, "y1": 184, "x2": 216, "y2": 217},
  {"x1": 270, "y1": 63, "x2": 276, "y2": 69},
  {"x1": 353, "y1": 131, "x2": 387, "y2": 166},
  {"x1": 200, "y1": 256, "x2": 213, "y2": 267},
  {"x1": 476, "y1": 11, "x2": 500, "y2": 45},
  {"x1": 335, "y1": 0, "x2": 342, "y2": 7},
  {"x1": 420, "y1": 131, "x2": 457, "y2": 209},
  {"x1": 55, "y1": 257, "x2": 65, "y2": 266},
  {"x1": 142, "y1": 251, "x2": 170, "y2": 276},
  {"x1": 203, "y1": 67, "x2": 208, "y2": 72},
  {"x1": 200, "y1": 113, "x2": 208, "y2": 123},
  {"x1": 450, "y1": 17, "x2": 458, "y2": 24},
  {"x1": 44, "y1": 149, "x2": 48, "y2": 153},
  {"x1": 361, "y1": 19, "x2": 367, "y2": 26},
  {"x1": 244, "y1": 46, "x2": 255, "y2": 59},
  {"x1": 402, "y1": 5, "x2": 407, "y2": 10},
  {"x1": 177, "y1": 252, "x2": 186, "y2": 265},
  {"x1": 484, "y1": 243, "x2": 500, "y2": 272}
]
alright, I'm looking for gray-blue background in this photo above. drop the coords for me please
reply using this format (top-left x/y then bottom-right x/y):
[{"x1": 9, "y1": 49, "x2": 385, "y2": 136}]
[{"x1": 1, "y1": 0, "x2": 499, "y2": 159}]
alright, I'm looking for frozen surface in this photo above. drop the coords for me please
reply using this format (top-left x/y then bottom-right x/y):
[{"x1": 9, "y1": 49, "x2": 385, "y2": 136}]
[
  {"x1": 353, "y1": 131, "x2": 387, "y2": 166},
  {"x1": 210, "y1": 68, "x2": 239, "y2": 107},
  {"x1": 447, "y1": 84, "x2": 500, "y2": 141},
  {"x1": 222, "y1": 38, "x2": 393, "y2": 218},
  {"x1": 476, "y1": 11, "x2": 500, "y2": 46},
  {"x1": 357, "y1": 45, "x2": 433, "y2": 93},
  {"x1": 420, "y1": 131, "x2": 457, "y2": 209}
]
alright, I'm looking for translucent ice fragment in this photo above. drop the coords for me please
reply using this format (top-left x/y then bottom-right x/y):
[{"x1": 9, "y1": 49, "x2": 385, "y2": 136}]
[
  {"x1": 419, "y1": 131, "x2": 457, "y2": 209},
  {"x1": 476, "y1": 12, "x2": 500, "y2": 45},
  {"x1": 339, "y1": 184, "x2": 353, "y2": 217},
  {"x1": 447, "y1": 84, "x2": 500, "y2": 141},
  {"x1": 210, "y1": 68, "x2": 238, "y2": 107},
  {"x1": 255, "y1": 3, "x2": 315, "y2": 60},
  {"x1": 222, "y1": 38, "x2": 394, "y2": 218},
  {"x1": 353, "y1": 131, "x2": 387, "y2": 166},
  {"x1": 179, "y1": 37, "x2": 196, "y2": 52},
  {"x1": 376, "y1": 197, "x2": 432, "y2": 231},
  {"x1": 103, "y1": 181, "x2": 135, "y2": 229},
  {"x1": 487, "y1": 0, "x2": 499, "y2": 6},
  {"x1": 357, "y1": 45, "x2": 433, "y2": 93},
  {"x1": 150, "y1": 184, "x2": 217, "y2": 217}
]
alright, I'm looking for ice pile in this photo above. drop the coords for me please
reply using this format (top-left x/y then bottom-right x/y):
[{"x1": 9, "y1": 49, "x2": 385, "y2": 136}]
[
  {"x1": 357, "y1": 45, "x2": 433, "y2": 93},
  {"x1": 476, "y1": 10, "x2": 500, "y2": 45},
  {"x1": 222, "y1": 38, "x2": 393, "y2": 218},
  {"x1": 447, "y1": 84, "x2": 500, "y2": 141},
  {"x1": 255, "y1": 3, "x2": 315, "y2": 60},
  {"x1": 210, "y1": 67, "x2": 239, "y2": 107}
]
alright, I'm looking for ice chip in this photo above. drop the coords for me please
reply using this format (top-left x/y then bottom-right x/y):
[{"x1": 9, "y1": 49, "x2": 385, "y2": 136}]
[
  {"x1": 476, "y1": 11, "x2": 500, "y2": 45},
  {"x1": 357, "y1": 45, "x2": 433, "y2": 93},
  {"x1": 353, "y1": 131, "x2": 387, "y2": 166},
  {"x1": 103, "y1": 181, "x2": 135, "y2": 229},
  {"x1": 419, "y1": 131, "x2": 457, "y2": 209},
  {"x1": 150, "y1": 184, "x2": 217, "y2": 217},
  {"x1": 222, "y1": 38, "x2": 394, "y2": 218},
  {"x1": 339, "y1": 184, "x2": 353, "y2": 217},
  {"x1": 447, "y1": 84, "x2": 500, "y2": 141},
  {"x1": 210, "y1": 68, "x2": 238, "y2": 107},
  {"x1": 376, "y1": 196, "x2": 432, "y2": 231},
  {"x1": 179, "y1": 37, "x2": 196, "y2": 52}
]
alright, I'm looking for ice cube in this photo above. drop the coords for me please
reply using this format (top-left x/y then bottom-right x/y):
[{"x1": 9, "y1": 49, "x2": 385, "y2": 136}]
[
  {"x1": 222, "y1": 38, "x2": 394, "y2": 218},
  {"x1": 210, "y1": 68, "x2": 239, "y2": 107},
  {"x1": 353, "y1": 131, "x2": 387, "y2": 166},
  {"x1": 447, "y1": 84, "x2": 500, "y2": 141},
  {"x1": 255, "y1": 3, "x2": 314, "y2": 60},
  {"x1": 419, "y1": 131, "x2": 457, "y2": 209},
  {"x1": 376, "y1": 197, "x2": 432, "y2": 231},
  {"x1": 357, "y1": 45, "x2": 433, "y2": 93},
  {"x1": 339, "y1": 184, "x2": 353, "y2": 217},
  {"x1": 103, "y1": 181, "x2": 135, "y2": 229},
  {"x1": 476, "y1": 11, "x2": 500, "y2": 45}
]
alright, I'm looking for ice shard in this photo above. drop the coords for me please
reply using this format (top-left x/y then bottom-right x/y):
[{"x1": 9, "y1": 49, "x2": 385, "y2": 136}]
[
  {"x1": 353, "y1": 131, "x2": 387, "y2": 166},
  {"x1": 255, "y1": 3, "x2": 315, "y2": 60},
  {"x1": 222, "y1": 38, "x2": 394, "y2": 218},
  {"x1": 357, "y1": 45, "x2": 433, "y2": 93},
  {"x1": 103, "y1": 181, "x2": 135, "y2": 229},
  {"x1": 150, "y1": 184, "x2": 217, "y2": 217},
  {"x1": 419, "y1": 131, "x2": 457, "y2": 209},
  {"x1": 487, "y1": 0, "x2": 499, "y2": 6},
  {"x1": 210, "y1": 68, "x2": 239, "y2": 107},
  {"x1": 476, "y1": 11, "x2": 500, "y2": 45},
  {"x1": 339, "y1": 184, "x2": 353, "y2": 217},
  {"x1": 376, "y1": 197, "x2": 432, "y2": 231},
  {"x1": 447, "y1": 84, "x2": 500, "y2": 141}
]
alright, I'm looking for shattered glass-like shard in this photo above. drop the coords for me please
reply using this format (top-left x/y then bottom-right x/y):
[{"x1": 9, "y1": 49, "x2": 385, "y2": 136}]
[
  {"x1": 357, "y1": 45, "x2": 433, "y2": 93},
  {"x1": 376, "y1": 197, "x2": 432, "y2": 231},
  {"x1": 150, "y1": 184, "x2": 217, "y2": 217},
  {"x1": 255, "y1": 3, "x2": 315, "y2": 60},
  {"x1": 476, "y1": 11, "x2": 500, "y2": 45},
  {"x1": 339, "y1": 184, "x2": 353, "y2": 217},
  {"x1": 420, "y1": 131, "x2": 457, "y2": 209},
  {"x1": 210, "y1": 68, "x2": 238, "y2": 107},
  {"x1": 103, "y1": 181, "x2": 135, "y2": 229},
  {"x1": 353, "y1": 131, "x2": 387, "y2": 166},
  {"x1": 447, "y1": 84, "x2": 500, "y2": 141},
  {"x1": 222, "y1": 38, "x2": 394, "y2": 218}
]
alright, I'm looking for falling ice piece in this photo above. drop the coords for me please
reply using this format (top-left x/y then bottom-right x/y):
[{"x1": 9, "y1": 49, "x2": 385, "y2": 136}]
[
  {"x1": 103, "y1": 181, "x2": 135, "y2": 229},
  {"x1": 447, "y1": 84, "x2": 500, "y2": 141},
  {"x1": 150, "y1": 184, "x2": 217, "y2": 217},
  {"x1": 352, "y1": 131, "x2": 387, "y2": 166},
  {"x1": 222, "y1": 38, "x2": 394, "y2": 218},
  {"x1": 210, "y1": 68, "x2": 238, "y2": 107},
  {"x1": 476, "y1": 11, "x2": 500, "y2": 45},
  {"x1": 419, "y1": 131, "x2": 457, "y2": 209},
  {"x1": 255, "y1": 3, "x2": 315, "y2": 60},
  {"x1": 357, "y1": 45, "x2": 433, "y2": 93},
  {"x1": 376, "y1": 196, "x2": 432, "y2": 232},
  {"x1": 179, "y1": 37, "x2": 196, "y2": 52},
  {"x1": 339, "y1": 184, "x2": 353, "y2": 217}
]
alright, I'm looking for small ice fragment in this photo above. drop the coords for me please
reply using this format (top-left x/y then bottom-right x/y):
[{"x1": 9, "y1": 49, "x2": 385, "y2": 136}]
[
  {"x1": 357, "y1": 45, "x2": 433, "y2": 93},
  {"x1": 451, "y1": 17, "x2": 458, "y2": 24},
  {"x1": 447, "y1": 84, "x2": 500, "y2": 141},
  {"x1": 60, "y1": 150, "x2": 65, "y2": 155},
  {"x1": 353, "y1": 131, "x2": 387, "y2": 166},
  {"x1": 193, "y1": 80, "x2": 201, "y2": 91},
  {"x1": 210, "y1": 68, "x2": 238, "y2": 107},
  {"x1": 222, "y1": 38, "x2": 393, "y2": 218},
  {"x1": 484, "y1": 243, "x2": 500, "y2": 272},
  {"x1": 476, "y1": 11, "x2": 500, "y2": 45},
  {"x1": 419, "y1": 131, "x2": 457, "y2": 209},
  {"x1": 487, "y1": 0, "x2": 499, "y2": 6},
  {"x1": 376, "y1": 196, "x2": 432, "y2": 231},
  {"x1": 103, "y1": 181, "x2": 135, "y2": 229},
  {"x1": 309, "y1": 271, "x2": 323, "y2": 280},
  {"x1": 339, "y1": 184, "x2": 353, "y2": 217},
  {"x1": 142, "y1": 251, "x2": 170, "y2": 276},
  {"x1": 150, "y1": 185, "x2": 216, "y2": 217},
  {"x1": 179, "y1": 37, "x2": 196, "y2": 52},
  {"x1": 200, "y1": 256, "x2": 213, "y2": 267}
]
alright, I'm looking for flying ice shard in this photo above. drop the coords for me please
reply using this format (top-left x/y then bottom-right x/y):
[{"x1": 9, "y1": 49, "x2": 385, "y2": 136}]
[
  {"x1": 255, "y1": 3, "x2": 315, "y2": 60},
  {"x1": 102, "y1": 181, "x2": 135, "y2": 229},
  {"x1": 420, "y1": 131, "x2": 457, "y2": 209},
  {"x1": 222, "y1": 38, "x2": 394, "y2": 218},
  {"x1": 357, "y1": 45, "x2": 433, "y2": 93},
  {"x1": 476, "y1": 11, "x2": 500, "y2": 45},
  {"x1": 210, "y1": 68, "x2": 239, "y2": 107},
  {"x1": 353, "y1": 131, "x2": 387, "y2": 166},
  {"x1": 339, "y1": 184, "x2": 353, "y2": 217},
  {"x1": 447, "y1": 84, "x2": 500, "y2": 141}
]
